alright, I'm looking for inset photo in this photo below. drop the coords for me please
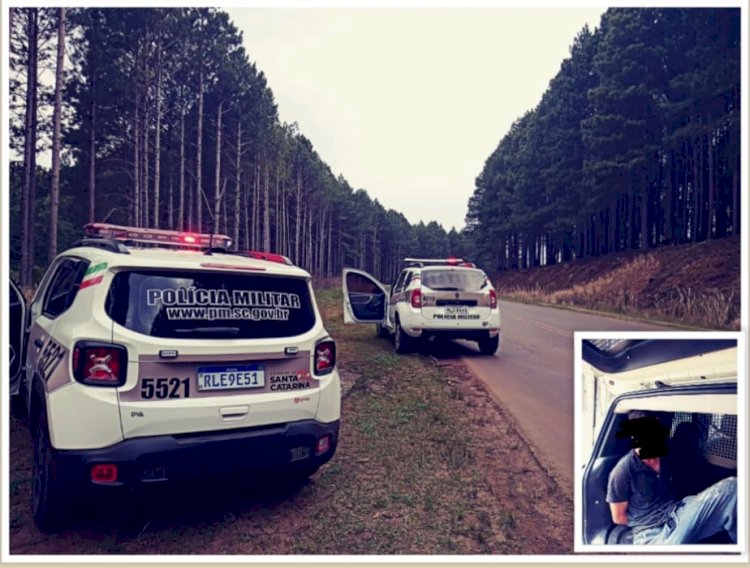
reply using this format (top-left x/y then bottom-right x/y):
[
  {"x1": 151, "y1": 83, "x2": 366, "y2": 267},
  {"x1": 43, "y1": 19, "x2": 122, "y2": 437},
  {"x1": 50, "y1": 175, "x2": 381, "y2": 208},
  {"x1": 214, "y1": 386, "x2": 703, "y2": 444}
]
[{"x1": 574, "y1": 332, "x2": 745, "y2": 554}]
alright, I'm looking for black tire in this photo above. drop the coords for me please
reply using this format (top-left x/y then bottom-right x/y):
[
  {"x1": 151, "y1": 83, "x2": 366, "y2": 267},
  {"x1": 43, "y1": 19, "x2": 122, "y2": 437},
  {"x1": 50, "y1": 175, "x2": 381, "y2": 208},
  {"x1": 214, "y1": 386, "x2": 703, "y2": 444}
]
[
  {"x1": 376, "y1": 323, "x2": 390, "y2": 339},
  {"x1": 478, "y1": 335, "x2": 499, "y2": 356},
  {"x1": 32, "y1": 410, "x2": 68, "y2": 532},
  {"x1": 394, "y1": 322, "x2": 413, "y2": 354},
  {"x1": 10, "y1": 389, "x2": 27, "y2": 417}
]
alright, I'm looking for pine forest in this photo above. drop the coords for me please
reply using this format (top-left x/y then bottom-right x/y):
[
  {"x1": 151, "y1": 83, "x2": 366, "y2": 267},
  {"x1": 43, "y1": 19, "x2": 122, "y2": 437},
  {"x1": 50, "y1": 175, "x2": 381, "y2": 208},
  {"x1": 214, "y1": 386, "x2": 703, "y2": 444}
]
[{"x1": 8, "y1": 7, "x2": 741, "y2": 287}]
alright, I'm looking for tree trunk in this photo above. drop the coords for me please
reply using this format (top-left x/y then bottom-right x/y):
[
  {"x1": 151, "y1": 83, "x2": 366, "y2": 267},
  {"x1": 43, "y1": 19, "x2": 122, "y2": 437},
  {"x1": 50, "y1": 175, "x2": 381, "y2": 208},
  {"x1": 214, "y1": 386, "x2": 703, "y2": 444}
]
[
  {"x1": 274, "y1": 165, "x2": 283, "y2": 252},
  {"x1": 196, "y1": 70, "x2": 204, "y2": 231},
  {"x1": 133, "y1": 97, "x2": 140, "y2": 226},
  {"x1": 243, "y1": 176, "x2": 251, "y2": 249},
  {"x1": 263, "y1": 156, "x2": 270, "y2": 250},
  {"x1": 48, "y1": 8, "x2": 65, "y2": 263},
  {"x1": 21, "y1": 8, "x2": 38, "y2": 287},
  {"x1": 142, "y1": 61, "x2": 150, "y2": 227},
  {"x1": 295, "y1": 169, "x2": 302, "y2": 263},
  {"x1": 213, "y1": 99, "x2": 223, "y2": 232},
  {"x1": 153, "y1": 42, "x2": 163, "y2": 228},
  {"x1": 326, "y1": 210, "x2": 333, "y2": 276},
  {"x1": 88, "y1": 69, "x2": 96, "y2": 223},
  {"x1": 732, "y1": 151, "x2": 740, "y2": 236},
  {"x1": 168, "y1": 173, "x2": 173, "y2": 229},
  {"x1": 253, "y1": 161, "x2": 260, "y2": 248},
  {"x1": 234, "y1": 120, "x2": 242, "y2": 248},
  {"x1": 707, "y1": 130, "x2": 715, "y2": 239},
  {"x1": 662, "y1": 150, "x2": 677, "y2": 243},
  {"x1": 178, "y1": 108, "x2": 185, "y2": 230}
]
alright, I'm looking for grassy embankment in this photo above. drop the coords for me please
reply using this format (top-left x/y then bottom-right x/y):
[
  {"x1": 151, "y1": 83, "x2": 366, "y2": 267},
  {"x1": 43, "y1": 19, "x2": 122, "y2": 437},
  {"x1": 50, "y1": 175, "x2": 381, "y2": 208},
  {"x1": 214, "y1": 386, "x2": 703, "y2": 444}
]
[
  {"x1": 8, "y1": 287, "x2": 571, "y2": 555},
  {"x1": 493, "y1": 236, "x2": 740, "y2": 330}
]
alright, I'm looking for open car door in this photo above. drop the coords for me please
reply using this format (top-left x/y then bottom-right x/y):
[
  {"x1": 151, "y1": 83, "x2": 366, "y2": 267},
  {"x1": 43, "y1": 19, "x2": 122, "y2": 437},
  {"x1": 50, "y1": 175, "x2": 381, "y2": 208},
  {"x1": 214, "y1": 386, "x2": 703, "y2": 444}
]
[
  {"x1": 9, "y1": 280, "x2": 28, "y2": 396},
  {"x1": 342, "y1": 268, "x2": 388, "y2": 324}
]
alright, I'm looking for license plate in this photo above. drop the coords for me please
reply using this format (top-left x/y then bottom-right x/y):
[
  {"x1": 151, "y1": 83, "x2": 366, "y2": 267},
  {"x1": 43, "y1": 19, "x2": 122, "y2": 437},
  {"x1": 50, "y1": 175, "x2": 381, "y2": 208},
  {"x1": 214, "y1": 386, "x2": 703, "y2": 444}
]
[
  {"x1": 445, "y1": 306, "x2": 469, "y2": 315},
  {"x1": 197, "y1": 364, "x2": 265, "y2": 392}
]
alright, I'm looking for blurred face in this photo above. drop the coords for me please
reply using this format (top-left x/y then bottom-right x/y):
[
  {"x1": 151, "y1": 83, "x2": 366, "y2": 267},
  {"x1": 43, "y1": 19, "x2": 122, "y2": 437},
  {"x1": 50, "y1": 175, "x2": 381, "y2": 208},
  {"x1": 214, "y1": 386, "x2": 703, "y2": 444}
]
[{"x1": 636, "y1": 449, "x2": 661, "y2": 473}]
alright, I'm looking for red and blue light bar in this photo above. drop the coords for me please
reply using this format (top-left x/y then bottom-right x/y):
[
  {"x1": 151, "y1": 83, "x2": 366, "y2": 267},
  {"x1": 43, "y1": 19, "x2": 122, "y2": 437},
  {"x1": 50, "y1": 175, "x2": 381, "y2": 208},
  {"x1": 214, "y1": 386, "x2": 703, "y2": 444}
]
[{"x1": 84, "y1": 223, "x2": 233, "y2": 250}]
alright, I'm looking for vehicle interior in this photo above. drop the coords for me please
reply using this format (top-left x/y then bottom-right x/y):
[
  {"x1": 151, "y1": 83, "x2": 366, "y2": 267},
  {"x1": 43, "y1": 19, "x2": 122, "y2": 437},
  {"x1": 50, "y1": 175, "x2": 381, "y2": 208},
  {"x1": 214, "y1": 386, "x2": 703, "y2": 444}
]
[
  {"x1": 583, "y1": 387, "x2": 737, "y2": 545},
  {"x1": 344, "y1": 271, "x2": 386, "y2": 322},
  {"x1": 581, "y1": 339, "x2": 738, "y2": 546}
]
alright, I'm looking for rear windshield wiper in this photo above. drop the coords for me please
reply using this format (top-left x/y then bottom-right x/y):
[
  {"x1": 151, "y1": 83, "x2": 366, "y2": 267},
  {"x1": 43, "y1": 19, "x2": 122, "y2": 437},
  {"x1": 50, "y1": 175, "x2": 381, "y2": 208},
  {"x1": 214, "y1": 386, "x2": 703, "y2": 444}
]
[{"x1": 173, "y1": 327, "x2": 240, "y2": 335}]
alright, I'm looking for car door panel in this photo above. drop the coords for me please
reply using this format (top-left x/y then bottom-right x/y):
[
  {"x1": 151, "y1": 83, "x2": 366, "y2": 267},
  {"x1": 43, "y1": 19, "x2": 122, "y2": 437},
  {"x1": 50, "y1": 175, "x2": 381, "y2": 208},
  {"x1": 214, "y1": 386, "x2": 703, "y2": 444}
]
[
  {"x1": 9, "y1": 280, "x2": 28, "y2": 396},
  {"x1": 342, "y1": 268, "x2": 388, "y2": 324}
]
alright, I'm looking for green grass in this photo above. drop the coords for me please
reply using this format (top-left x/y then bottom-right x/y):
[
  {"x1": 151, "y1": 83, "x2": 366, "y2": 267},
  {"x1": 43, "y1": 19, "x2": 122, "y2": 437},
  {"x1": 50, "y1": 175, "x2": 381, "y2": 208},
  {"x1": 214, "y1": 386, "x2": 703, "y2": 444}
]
[{"x1": 8, "y1": 286, "x2": 570, "y2": 555}]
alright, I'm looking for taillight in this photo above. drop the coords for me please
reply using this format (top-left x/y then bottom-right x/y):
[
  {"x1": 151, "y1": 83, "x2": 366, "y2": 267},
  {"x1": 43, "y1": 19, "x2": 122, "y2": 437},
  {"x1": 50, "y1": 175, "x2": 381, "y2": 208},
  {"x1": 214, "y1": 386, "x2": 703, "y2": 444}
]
[
  {"x1": 410, "y1": 288, "x2": 422, "y2": 309},
  {"x1": 314, "y1": 339, "x2": 336, "y2": 376},
  {"x1": 489, "y1": 289, "x2": 497, "y2": 309},
  {"x1": 72, "y1": 342, "x2": 127, "y2": 387},
  {"x1": 91, "y1": 464, "x2": 118, "y2": 484},
  {"x1": 315, "y1": 434, "x2": 332, "y2": 456}
]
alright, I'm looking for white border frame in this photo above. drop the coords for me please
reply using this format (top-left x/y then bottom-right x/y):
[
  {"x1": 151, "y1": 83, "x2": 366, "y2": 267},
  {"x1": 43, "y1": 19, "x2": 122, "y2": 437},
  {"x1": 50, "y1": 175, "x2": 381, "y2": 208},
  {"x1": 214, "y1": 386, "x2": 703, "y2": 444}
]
[{"x1": 3, "y1": 0, "x2": 748, "y2": 564}]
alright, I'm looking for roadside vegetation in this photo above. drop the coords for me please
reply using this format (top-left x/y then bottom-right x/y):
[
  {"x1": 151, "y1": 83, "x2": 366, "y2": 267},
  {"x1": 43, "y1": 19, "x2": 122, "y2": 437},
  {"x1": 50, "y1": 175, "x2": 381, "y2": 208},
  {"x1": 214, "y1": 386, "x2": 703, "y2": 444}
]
[
  {"x1": 493, "y1": 236, "x2": 740, "y2": 330},
  {"x1": 9, "y1": 288, "x2": 571, "y2": 555}
]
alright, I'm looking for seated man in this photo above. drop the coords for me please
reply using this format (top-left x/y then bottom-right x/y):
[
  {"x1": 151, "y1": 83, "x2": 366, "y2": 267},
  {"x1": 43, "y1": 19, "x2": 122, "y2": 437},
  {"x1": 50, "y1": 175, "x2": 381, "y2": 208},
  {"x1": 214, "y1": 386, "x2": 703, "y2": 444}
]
[{"x1": 606, "y1": 415, "x2": 737, "y2": 545}]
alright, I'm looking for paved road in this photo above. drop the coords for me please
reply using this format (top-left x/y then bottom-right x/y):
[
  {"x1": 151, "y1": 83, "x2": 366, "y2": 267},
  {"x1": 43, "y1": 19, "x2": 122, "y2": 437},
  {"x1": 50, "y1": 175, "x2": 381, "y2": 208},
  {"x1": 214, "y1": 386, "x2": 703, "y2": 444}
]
[{"x1": 436, "y1": 300, "x2": 674, "y2": 497}]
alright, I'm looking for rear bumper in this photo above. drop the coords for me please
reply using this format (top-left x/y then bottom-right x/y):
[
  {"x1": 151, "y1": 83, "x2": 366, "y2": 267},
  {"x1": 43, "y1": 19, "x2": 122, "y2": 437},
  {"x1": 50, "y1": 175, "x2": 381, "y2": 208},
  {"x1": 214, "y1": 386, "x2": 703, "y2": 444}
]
[
  {"x1": 399, "y1": 309, "x2": 501, "y2": 338},
  {"x1": 50, "y1": 419, "x2": 339, "y2": 491},
  {"x1": 419, "y1": 329, "x2": 500, "y2": 341}
]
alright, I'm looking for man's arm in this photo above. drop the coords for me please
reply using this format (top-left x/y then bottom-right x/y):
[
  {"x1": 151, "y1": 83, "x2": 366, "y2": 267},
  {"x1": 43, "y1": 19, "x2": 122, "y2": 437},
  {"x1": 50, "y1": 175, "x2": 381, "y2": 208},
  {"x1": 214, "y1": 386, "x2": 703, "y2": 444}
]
[{"x1": 609, "y1": 501, "x2": 629, "y2": 526}]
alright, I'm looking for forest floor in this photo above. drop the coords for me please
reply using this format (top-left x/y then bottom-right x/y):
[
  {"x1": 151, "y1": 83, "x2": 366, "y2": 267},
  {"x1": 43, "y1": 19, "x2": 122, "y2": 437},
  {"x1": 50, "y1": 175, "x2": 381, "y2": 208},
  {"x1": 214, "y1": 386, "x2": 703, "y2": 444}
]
[
  {"x1": 492, "y1": 235, "x2": 741, "y2": 330},
  {"x1": 8, "y1": 289, "x2": 571, "y2": 556}
]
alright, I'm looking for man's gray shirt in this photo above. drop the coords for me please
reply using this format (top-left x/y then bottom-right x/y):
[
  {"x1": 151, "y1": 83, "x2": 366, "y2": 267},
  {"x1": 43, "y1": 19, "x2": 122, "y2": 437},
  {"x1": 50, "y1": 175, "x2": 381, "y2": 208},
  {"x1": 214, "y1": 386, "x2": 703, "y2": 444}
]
[{"x1": 606, "y1": 450, "x2": 679, "y2": 533}]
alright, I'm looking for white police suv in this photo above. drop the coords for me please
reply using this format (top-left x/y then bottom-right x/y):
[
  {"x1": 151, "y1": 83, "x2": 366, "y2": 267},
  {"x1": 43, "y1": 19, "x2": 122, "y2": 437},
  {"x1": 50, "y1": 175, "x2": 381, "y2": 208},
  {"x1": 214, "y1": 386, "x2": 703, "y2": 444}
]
[
  {"x1": 9, "y1": 223, "x2": 340, "y2": 531},
  {"x1": 342, "y1": 258, "x2": 502, "y2": 355}
]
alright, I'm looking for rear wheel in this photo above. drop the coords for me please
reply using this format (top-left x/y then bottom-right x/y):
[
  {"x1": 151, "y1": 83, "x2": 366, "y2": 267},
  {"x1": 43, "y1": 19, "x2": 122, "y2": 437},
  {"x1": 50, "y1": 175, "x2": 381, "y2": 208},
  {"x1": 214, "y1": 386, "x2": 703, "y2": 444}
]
[
  {"x1": 478, "y1": 335, "x2": 499, "y2": 356},
  {"x1": 32, "y1": 410, "x2": 69, "y2": 532},
  {"x1": 394, "y1": 322, "x2": 414, "y2": 354}
]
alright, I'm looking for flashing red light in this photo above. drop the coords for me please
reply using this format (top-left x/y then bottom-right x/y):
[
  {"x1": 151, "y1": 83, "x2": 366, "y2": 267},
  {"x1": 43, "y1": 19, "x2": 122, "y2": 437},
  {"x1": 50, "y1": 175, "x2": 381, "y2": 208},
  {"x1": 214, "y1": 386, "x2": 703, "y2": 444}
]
[
  {"x1": 183, "y1": 235, "x2": 197, "y2": 244},
  {"x1": 410, "y1": 288, "x2": 422, "y2": 309},
  {"x1": 91, "y1": 464, "x2": 118, "y2": 483}
]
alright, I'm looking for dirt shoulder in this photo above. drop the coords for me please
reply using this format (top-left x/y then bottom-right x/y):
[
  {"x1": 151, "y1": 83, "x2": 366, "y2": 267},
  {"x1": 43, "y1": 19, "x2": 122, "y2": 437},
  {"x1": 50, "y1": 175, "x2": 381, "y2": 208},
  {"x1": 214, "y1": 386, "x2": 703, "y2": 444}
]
[{"x1": 7, "y1": 288, "x2": 572, "y2": 555}]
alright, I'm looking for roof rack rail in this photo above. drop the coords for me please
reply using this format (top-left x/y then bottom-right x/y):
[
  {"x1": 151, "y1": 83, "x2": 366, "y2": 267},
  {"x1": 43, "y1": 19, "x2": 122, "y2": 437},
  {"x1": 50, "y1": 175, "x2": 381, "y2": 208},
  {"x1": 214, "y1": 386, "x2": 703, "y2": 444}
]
[
  {"x1": 70, "y1": 238, "x2": 131, "y2": 255},
  {"x1": 402, "y1": 257, "x2": 475, "y2": 268}
]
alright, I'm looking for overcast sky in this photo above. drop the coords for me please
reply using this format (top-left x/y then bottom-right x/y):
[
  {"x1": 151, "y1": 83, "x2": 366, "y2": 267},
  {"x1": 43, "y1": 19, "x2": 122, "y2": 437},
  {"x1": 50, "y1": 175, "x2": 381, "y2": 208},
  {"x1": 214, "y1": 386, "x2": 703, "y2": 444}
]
[{"x1": 226, "y1": 6, "x2": 605, "y2": 231}]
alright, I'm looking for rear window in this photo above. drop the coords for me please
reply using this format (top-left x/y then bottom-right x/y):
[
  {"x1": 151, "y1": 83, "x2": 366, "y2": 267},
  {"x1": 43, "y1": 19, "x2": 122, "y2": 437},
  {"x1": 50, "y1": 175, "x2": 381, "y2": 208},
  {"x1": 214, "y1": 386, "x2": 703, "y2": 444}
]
[
  {"x1": 421, "y1": 269, "x2": 487, "y2": 292},
  {"x1": 106, "y1": 270, "x2": 316, "y2": 339}
]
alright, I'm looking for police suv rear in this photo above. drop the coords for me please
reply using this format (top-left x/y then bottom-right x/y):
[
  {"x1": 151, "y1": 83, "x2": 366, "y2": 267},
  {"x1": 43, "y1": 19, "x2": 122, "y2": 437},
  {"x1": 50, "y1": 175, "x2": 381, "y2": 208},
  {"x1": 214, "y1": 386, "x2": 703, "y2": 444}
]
[
  {"x1": 342, "y1": 258, "x2": 501, "y2": 355},
  {"x1": 9, "y1": 223, "x2": 340, "y2": 531}
]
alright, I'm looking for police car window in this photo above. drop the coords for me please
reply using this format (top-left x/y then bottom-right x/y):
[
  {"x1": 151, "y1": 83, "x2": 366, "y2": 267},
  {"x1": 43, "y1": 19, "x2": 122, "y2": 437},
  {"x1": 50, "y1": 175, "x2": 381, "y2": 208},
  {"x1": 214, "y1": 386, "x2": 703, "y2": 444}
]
[
  {"x1": 391, "y1": 271, "x2": 406, "y2": 293},
  {"x1": 42, "y1": 258, "x2": 89, "y2": 318},
  {"x1": 422, "y1": 269, "x2": 485, "y2": 292},
  {"x1": 106, "y1": 270, "x2": 315, "y2": 339}
]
